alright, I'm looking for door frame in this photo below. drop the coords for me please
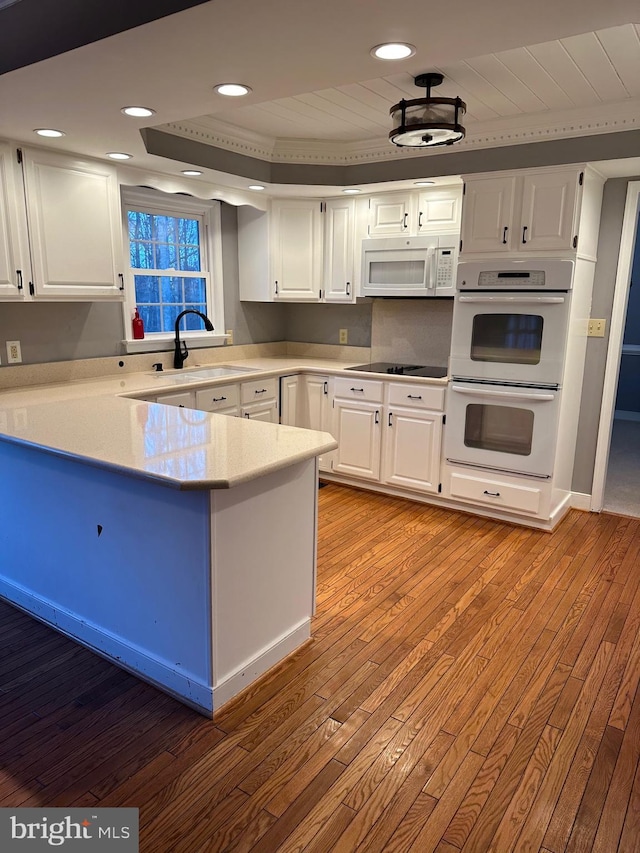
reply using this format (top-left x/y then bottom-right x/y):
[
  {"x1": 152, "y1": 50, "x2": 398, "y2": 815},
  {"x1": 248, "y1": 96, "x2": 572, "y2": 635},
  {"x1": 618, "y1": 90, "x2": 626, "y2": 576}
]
[{"x1": 591, "y1": 181, "x2": 640, "y2": 511}]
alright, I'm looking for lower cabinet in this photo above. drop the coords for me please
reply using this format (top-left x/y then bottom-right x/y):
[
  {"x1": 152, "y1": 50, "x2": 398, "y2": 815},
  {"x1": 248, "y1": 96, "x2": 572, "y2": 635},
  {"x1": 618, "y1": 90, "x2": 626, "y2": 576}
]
[
  {"x1": 331, "y1": 378, "x2": 444, "y2": 494},
  {"x1": 153, "y1": 378, "x2": 279, "y2": 422},
  {"x1": 195, "y1": 384, "x2": 241, "y2": 417},
  {"x1": 280, "y1": 374, "x2": 334, "y2": 471},
  {"x1": 241, "y1": 377, "x2": 279, "y2": 422}
]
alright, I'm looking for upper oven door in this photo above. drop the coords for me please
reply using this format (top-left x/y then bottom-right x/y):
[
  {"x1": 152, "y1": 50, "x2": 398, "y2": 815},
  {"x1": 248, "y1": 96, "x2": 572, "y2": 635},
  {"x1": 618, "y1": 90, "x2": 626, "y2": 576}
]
[{"x1": 450, "y1": 292, "x2": 571, "y2": 387}]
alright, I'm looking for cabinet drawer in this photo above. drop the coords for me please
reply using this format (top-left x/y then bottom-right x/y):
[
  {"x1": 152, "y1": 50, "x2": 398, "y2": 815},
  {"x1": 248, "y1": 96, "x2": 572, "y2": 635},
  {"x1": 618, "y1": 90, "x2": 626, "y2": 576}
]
[
  {"x1": 241, "y1": 377, "x2": 278, "y2": 404},
  {"x1": 334, "y1": 376, "x2": 383, "y2": 402},
  {"x1": 449, "y1": 471, "x2": 542, "y2": 515},
  {"x1": 195, "y1": 383, "x2": 240, "y2": 412},
  {"x1": 387, "y1": 382, "x2": 445, "y2": 411}
]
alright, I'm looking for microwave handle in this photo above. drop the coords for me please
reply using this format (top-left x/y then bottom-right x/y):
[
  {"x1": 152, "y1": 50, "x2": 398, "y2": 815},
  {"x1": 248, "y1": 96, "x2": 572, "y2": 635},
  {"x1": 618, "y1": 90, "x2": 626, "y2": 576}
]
[
  {"x1": 428, "y1": 247, "x2": 437, "y2": 289},
  {"x1": 457, "y1": 295, "x2": 566, "y2": 304},
  {"x1": 451, "y1": 384, "x2": 556, "y2": 402}
]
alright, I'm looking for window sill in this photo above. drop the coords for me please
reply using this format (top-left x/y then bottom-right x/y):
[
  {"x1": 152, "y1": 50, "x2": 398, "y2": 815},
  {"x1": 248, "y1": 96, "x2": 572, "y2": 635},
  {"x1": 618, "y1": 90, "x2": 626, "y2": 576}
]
[{"x1": 123, "y1": 333, "x2": 229, "y2": 354}]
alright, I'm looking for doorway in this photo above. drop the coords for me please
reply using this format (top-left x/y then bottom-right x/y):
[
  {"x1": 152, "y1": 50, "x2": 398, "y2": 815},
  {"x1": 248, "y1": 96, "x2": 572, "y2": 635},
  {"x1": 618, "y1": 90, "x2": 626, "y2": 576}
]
[{"x1": 592, "y1": 182, "x2": 640, "y2": 516}]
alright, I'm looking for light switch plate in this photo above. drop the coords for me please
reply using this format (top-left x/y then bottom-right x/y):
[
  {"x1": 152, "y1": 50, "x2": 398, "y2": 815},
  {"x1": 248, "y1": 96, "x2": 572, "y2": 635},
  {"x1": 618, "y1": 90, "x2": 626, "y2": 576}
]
[
  {"x1": 587, "y1": 319, "x2": 606, "y2": 337},
  {"x1": 339, "y1": 329, "x2": 348, "y2": 344}
]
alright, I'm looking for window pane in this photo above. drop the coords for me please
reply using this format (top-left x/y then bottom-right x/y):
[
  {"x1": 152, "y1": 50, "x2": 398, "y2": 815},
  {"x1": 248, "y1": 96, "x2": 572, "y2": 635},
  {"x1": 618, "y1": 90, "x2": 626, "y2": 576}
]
[
  {"x1": 178, "y1": 217, "x2": 200, "y2": 245},
  {"x1": 134, "y1": 275, "x2": 160, "y2": 303},
  {"x1": 179, "y1": 244, "x2": 201, "y2": 271},
  {"x1": 152, "y1": 215, "x2": 177, "y2": 243},
  {"x1": 471, "y1": 314, "x2": 543, "y2": 365},
  {"x1": 128, "y1": 211, "x2": 152, "y2": 240},
  {"x1": 161, "y1": 276, "x2": 183, "y2": 303},
  {"x1": 184, "y1": 306, "x2": 208, "y2": 330},
  {"x1": 184, "y1": 277, "x2": 206, "y2": 303},
  {"x1": 130, "y1": 241, "x2": 154, "y2": 269},
  {"x1": 155, "y1": 243, "x2": 177, "y2": 270},
  {"x1": 163, "y1": 304, "x2": 183, "y2": 332},
  {"x1": 138, "y1": 305, "x2": 161, "y2": 332}
]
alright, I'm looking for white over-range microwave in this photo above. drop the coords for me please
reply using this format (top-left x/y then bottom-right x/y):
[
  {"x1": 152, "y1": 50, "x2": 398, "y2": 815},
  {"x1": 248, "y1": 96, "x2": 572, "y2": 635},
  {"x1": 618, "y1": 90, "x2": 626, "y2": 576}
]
[{"x1": 361, "y1": 234, "x2": 458, "y2": 297}]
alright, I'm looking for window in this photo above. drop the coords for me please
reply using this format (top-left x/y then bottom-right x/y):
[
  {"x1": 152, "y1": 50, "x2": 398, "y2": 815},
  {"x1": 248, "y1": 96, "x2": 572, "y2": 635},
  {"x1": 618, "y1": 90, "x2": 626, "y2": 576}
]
[{"x1": 121, "y1": 188, "x2": 225, "y2": 351}]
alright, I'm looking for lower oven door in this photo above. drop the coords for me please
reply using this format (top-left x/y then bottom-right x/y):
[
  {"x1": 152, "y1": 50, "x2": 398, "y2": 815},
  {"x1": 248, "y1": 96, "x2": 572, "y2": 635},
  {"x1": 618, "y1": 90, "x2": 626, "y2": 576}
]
[{"x1": 445, "y1": 382, "x2": 560, "y2": 478}]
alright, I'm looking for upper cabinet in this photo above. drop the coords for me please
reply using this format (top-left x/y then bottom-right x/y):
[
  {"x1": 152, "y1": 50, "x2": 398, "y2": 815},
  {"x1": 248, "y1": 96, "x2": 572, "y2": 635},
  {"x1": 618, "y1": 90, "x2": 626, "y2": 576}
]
[
  {"x1": 367, "y1": 186, "x2": 461, "y2": 237},
  {"x1": 22, "y1": 148, "x2": 124, "y2": 300},
  {"x1": 0, "y1": 142, "x2": 31, "y2": 300},
  {"x1": 238, "y1": 196, "x2": 366, "y2": 303},
  {"x1": 460, "y1": 166, "x2": 603, "y2": 260},
  {"x1": 0, "y1": 144, "x2": 124, "y2": 302}
]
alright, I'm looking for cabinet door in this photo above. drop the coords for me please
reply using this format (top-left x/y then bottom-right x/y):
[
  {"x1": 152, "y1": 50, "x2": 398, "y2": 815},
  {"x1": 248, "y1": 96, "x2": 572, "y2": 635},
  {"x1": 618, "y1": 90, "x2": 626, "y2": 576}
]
[
  {"x1": 460, "y1": 176, "x2": 517, "y2": 254},
  {"x1": 272, "y1": 199, "x2": 323, "y2": 301},
  {"x1": 332, "y1": 399, "x2": 381, "y2": 481},
  {"x1": 417, "y1": 188, "x2": 462, "y2": 234},
  {"x1": 382, "y1": 408, "x2": 442, "y2": 493},
  {"x1": 242, "y1": 401, "x2": 279, "y2": 422},
  {"x1": 368, "y1": 193, "x2": 414, "y2": 236},
  {"x1": 155, "y1": 391, "x2": 195, "y2": 408},
  {"x1": 323, "y1": 198, "x2": 355, "y2": 302},
  {"x1": 0, "y1": 143, "x2": 31, "y2": 300},
  {"x1": 280, "y1": 375, "x2": 302, "y2": 425},
  {"x1": 519, "y1": 170, "x2": 579, "y2": 252},
  {"x1": 303, "y1": 374, "x2": 333, "y2": 472},
  {"x1": 22, "y1": 148, "x2": 123, "y2": 299}
]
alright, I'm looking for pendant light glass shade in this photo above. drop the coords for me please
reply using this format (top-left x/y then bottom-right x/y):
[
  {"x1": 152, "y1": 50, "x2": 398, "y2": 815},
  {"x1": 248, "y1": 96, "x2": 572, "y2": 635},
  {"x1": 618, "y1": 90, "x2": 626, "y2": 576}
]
[{"x1": 390, "y1": 73, "x2": 466, "y2": 148}]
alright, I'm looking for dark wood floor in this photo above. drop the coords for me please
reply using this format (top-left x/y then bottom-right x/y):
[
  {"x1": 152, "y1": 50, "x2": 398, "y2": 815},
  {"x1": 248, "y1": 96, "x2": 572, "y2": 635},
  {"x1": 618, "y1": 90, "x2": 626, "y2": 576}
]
[{"x1": 2, "y1": 485, "x2": 640, "y2": 852}]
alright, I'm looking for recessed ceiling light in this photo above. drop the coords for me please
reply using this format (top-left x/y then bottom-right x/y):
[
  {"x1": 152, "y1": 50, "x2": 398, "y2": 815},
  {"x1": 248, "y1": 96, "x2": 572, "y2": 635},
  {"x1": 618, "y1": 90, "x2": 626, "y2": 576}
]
[
  {"x1": 34, "y1": 128, "x2": 65, "y2": 138},
  {"x1": 106, "y1": 152, "x2": 132, "y2": 160},
  {"x1": 248, "y1": 184, "x2": 265, "y2": 191},
  {"x1": 414, "y1": 180, "x2": 436, "y2": 186},
  {"x1": 215, "y1": 83, "x2": 252, "y2": 97},
  {"x1": 342, "y1": 188, "x2": 361, "y2": 194},
  {"x1": 371, "y1": 43, "x2": 416, "y2": 60},
  {"x1": 121, "y1": 106, "x2": 156, "y2": 118},
  {"x1": 182, "y1": 169, "x2": 203, "y2": 176}
]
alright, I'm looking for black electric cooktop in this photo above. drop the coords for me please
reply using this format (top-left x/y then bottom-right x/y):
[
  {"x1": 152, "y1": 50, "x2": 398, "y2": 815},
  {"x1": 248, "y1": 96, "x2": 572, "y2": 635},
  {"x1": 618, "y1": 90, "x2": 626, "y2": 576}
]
[{"x1": 347, "y1": 362, "x2": 448, "y2": 378}]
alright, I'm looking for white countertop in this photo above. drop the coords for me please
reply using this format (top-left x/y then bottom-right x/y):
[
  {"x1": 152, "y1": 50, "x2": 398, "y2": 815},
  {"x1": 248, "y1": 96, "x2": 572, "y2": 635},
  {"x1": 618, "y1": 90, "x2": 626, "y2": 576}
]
[{"x1": 0, "y1": 356, "x2": 447, "y2": 490}]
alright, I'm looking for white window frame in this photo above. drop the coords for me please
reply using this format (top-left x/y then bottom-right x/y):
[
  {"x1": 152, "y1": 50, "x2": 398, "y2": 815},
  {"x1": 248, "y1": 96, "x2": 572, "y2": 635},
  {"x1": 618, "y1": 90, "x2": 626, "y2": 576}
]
[{"x1": 121, "y1": 186, "x2": 227, "y2": 353}]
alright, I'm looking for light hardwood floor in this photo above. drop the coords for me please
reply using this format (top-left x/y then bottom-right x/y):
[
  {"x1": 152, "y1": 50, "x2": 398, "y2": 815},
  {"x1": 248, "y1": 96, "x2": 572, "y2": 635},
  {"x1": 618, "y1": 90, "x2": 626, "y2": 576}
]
[{"x1": 1, "y1": 484, "x2": 640, "y2": 852}]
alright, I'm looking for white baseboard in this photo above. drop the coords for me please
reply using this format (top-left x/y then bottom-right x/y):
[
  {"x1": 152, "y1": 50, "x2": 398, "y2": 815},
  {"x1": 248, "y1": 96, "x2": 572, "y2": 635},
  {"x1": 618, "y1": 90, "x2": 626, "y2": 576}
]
[
  {"x1": 570, "y1": 491, "x2": 592, "y2": 511},
  {"x1": 213, "y1": 619, "x2": 311, "y2": 709},
  {"x1": 0, "y1": 579, "x2": 215, "y2": 716}
]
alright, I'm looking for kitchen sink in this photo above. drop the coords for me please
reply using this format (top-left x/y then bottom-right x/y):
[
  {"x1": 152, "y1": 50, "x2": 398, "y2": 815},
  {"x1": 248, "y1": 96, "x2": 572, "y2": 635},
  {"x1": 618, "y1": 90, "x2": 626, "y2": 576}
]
[{"x1": 148, "y1": 365, "x2": 259, "y2": 382}]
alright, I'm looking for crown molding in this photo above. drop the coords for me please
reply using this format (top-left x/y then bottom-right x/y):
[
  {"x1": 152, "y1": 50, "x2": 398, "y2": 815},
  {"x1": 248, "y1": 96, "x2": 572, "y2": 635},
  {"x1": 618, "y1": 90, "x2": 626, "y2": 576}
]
[{"x1": 160, "y1": 97, "x2": 640, "y2": 166}]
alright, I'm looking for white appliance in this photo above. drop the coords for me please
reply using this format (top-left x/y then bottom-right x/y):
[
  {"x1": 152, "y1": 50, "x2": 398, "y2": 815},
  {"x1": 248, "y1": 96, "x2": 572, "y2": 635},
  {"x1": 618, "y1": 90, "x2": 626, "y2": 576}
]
[
  {"x1": 445, "y1": 382, "x2": 561, "y2": 478},
  {"x1": 450, "y1": 259, "x2": 574, "y2": 388},
  {"x1": 361, "y1": 234, "x2": 458, "y2": 297}
]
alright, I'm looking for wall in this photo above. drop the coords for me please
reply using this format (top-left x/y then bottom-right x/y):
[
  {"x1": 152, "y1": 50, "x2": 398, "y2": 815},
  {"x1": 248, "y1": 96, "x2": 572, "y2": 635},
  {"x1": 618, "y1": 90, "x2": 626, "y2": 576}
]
[
  {"x1": 370, "y1": 299, "x2": 453, "y2": 367},
  {"x1": 284, "y1": 301, "x2": 372, "y2": 348},
  {"x1": 0, "y1": 202, "x2": 285, "y2": 367},
  {"x1": 573, "y1": 177, "x2": 640, "y2": 494}
]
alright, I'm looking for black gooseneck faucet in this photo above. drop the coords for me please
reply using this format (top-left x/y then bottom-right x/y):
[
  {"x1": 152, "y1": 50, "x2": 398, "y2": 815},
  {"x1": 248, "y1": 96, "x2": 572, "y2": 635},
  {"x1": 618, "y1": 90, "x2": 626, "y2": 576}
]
[{"x1": 173, "y1": 309, "x2": 214, "y2": 369}]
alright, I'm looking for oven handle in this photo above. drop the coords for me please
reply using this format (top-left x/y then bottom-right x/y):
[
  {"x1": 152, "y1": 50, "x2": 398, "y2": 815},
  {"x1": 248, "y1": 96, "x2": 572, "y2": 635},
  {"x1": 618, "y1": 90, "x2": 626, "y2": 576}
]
[
  {"x1": 457, "y1": 295, "x2": 566, "y2": 304},
  {"x1": 451, "y1": 384, "x2": 556, "y2": 402}
]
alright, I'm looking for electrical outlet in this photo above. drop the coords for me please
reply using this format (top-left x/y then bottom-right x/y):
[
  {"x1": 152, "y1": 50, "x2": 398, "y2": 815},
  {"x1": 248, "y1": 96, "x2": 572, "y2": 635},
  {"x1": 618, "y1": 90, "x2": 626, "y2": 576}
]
[
  {"x1": 225, "y1": 329, "x2": 233, "y2": 346},
  {"x1": 6, "y1": 340, "x2": 22, "y2": 363},
  {"x1": 339, "y1": 328, "x2": 348, "y2": 344},
  {"x1": 587, "y1": 319, "x2": 606, "y2": 337}
]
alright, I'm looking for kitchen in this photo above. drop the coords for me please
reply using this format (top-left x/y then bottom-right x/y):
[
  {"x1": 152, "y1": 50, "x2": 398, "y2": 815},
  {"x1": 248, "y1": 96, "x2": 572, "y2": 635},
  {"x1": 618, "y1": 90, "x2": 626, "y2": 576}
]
[{"x1": 2, "y1": 0, "x2": 640, "y2": 850}]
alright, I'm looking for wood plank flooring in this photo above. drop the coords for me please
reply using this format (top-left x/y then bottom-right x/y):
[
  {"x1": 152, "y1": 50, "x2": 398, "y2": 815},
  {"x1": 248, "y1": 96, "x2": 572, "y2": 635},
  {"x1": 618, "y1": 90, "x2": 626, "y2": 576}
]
[{"x1": 1, "y1": 484, "x2": 640, "y2": 851}]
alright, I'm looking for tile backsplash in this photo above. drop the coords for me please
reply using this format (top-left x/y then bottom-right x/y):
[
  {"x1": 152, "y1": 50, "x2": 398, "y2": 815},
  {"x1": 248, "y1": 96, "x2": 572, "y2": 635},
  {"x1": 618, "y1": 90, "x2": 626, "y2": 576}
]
[{"x1": 370, "y1": 299, "x2": 453, "y2": 367}]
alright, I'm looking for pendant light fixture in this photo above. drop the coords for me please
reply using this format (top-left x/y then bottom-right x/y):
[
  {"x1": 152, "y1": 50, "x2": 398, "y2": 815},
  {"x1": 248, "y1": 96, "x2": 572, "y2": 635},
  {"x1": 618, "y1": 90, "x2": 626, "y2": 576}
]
[{"x1": 390, "y1": 73, "x2": 466, "y2": 148}]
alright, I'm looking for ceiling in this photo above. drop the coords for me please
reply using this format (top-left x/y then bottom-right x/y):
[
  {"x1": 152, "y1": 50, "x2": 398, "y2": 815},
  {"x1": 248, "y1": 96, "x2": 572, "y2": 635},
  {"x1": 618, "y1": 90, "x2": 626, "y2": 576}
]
[{"x1": 0, "y1": 0, "x2": 639, "y2": 197}]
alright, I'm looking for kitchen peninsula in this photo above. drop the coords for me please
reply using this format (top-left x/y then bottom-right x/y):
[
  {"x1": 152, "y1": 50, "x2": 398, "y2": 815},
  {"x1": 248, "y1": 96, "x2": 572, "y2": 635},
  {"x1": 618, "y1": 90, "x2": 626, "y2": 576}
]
[{"x1": 0, "y1": 368, "x2": 337, "y2": 716}]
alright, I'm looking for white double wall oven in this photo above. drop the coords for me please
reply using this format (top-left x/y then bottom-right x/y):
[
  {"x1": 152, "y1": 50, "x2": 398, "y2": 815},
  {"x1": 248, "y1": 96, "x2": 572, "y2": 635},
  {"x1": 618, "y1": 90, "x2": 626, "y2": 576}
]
[{"x1": 446, "y1": 259, "x2": 575, "y2": 479}]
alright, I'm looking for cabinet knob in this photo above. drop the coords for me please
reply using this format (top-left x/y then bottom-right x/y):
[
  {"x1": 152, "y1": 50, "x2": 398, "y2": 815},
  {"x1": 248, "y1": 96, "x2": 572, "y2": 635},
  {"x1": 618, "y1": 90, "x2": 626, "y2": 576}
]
[
  {"x1": 212, "y1": 396, "x2": 227, "y2": 402},
  {"x1": 375, "y1": 410, "x2": 380, "y2": 424},
  {"x1": 350, "y1": 387, "x2": 364, "y2": 392},
  {"x1": 502, "y1": 226, "x2": 508, "y2": 244},
  {"x1": 483, "y1": 490, "x2": 501, "y2": 497},
  {"x1": 522, "y1": 226, "x2": 528, "y2": 244},
  {"x1": 388, "y1": 412, "x2": 393, "y2": 426},
  {"x1": 403, "y1": 213, "x2": 409, "y2": 229}
]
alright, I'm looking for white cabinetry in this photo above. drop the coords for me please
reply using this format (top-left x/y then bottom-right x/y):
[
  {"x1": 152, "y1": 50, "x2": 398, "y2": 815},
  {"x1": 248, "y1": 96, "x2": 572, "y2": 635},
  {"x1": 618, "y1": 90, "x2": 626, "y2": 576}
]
[
  {"x1": 239, "y1": 197, "x2": 361, "y2": 304},
  {"x1": 381, "y1": 383, "x2": 444, "y2": 494},
  {"x1": 241, "y1": 377, "x2": 279, "y2": 422},
  {"x1": 0, "y1": 144, "x2": 124, "y2": 302},
  {"x1": 280, "y1": 373, "x2": 334, "y2": 471},
  {"x1": 272, "y1": 199, "x2": 323, "y2": 301},
  {"x1": 460, "y1": 166, "x2": 601, "y2": 259},
  {"x1": 21, "y1": 148, "x2": 124, "y2": 299},
  {"x1": 195, "y1": 384, "x2": 240, "y2": 417},
  {"x1": 0, "y1": 142, "x2": 30, "y2": 300},
  {"x1": 154, "y1": 390, "x2": 195, "y2": 408},
  {"x1": 367, "y1": 186, "x2": 462, "y2": 237}
]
